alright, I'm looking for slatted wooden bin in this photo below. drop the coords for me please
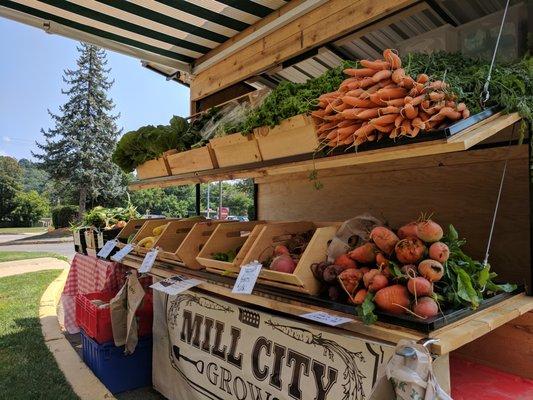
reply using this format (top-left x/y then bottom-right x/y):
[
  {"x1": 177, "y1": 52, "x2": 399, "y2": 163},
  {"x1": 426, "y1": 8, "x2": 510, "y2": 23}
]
[
  {"x1": 150, "y1": 218, "x2": 207, "y2": 260},
  {"x1": 240, "y1": 221, "x2": 338, "y2": 295},
  {"x1": 135, "y1": 150, "x2": 176, "y2": 179},
  {"x1": 175, "y1": 220, "x2": 231, "y2": 269},
  {"x1": 196, "y1": 221, "x2": 265, "y2": 273},
  {"x1": 166, "y1": 146, "x2": 217, "y2": 175},
  {"x1": 130, "y1": 219, "x2": 178, "y2": 255},
  {"x1": 115, "y1": 218, "x2": 157, "y2": 249},
  {"x1": 253, "y1": 114, "x2": 319, "y2": 160},
  {"x1": 209, "y1": 133, "x2": 262, "y2": 167}
]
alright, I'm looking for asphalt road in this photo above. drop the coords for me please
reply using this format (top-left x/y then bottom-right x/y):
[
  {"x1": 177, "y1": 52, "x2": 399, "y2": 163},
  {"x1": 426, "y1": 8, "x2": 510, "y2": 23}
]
[{"x1": 0, "y1": 234, "x2": 76, "y2": 260}]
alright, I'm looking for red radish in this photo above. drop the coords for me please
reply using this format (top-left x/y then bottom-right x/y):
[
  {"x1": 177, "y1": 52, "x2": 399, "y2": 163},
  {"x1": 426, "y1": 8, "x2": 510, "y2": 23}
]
[
  {"x1": 363, "y1": 269, "x2": 380, "y2": 288},
  {"x1": 270, "y1": 255, "x2": 296, "y2": 274},
  {"x1": 395, "y1": 237, "x2": 427, "y2": 264},
  {"x1": 359, "y1": 267, "x2": 370, "y2": 274},
  {"x1": 418, "y1": 259, "x2": 444, "y2": 282},
  {"x1": 374, "y1": 285, "x2": 410, "y2": 315},
  {"x1": 401, "y1": 264, "x2": 417, "y2": 276},
  {"x1": 370, "y1": 226, "x2": 399, "y2": 255},
  {"x1": 429, "y1": 242, "x2": 450, "y2": 263},
  {"x1": 274, "y1": 244, "x2": 290, "y2": 256},
  {"x1": 352, "y1": 289, "x2": 368, "y2": 305},
  {"x1": 348, "y1": 243, "x2": 377, "y2": 264},
  {"x1": 412, "y1": 297, "x2": 439, "y2": 318},
  {"x1": 338, "y1": 268, "x2": 363, "y2": 296},
  {"x1": 407, "y1": 277, "x2": 433, "y2": 297},
  {"x1": 417, "y1": 219, "x2": 444, "y2": 242},
  {"x1": 334, "y1": 254, "x2": 357, "y2": 269},
  {"x1": 397, "y1": 221, "x2": 418, "y2": 239},
  {"x1": 368, "y1": 273, "x2": 388, "y2": 292}
]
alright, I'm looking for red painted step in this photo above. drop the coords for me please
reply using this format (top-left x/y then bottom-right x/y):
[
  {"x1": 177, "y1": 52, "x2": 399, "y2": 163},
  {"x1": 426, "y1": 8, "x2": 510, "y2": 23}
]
[{"x1": 451, "y1": 356, "x2": 533, "y2": 400}]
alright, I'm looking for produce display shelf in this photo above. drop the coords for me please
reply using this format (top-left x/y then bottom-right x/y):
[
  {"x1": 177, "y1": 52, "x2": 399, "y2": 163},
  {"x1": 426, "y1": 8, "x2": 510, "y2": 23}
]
[
  {"x1": 119, "y1": 254, "x2": 533, "y2": 355},
  {"x1": 128, "y1": 112, "x2": 520, "y2": 191}
]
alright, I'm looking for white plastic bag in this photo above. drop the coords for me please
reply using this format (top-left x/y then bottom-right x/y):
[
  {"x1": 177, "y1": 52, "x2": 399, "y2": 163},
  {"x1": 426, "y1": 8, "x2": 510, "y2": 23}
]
[{"x1": 369, "y1": 340, "x2": 452, "y2": 400}]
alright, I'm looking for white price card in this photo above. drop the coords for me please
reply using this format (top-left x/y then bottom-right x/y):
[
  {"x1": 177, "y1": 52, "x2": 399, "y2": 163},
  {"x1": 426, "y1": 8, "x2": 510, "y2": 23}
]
[
  {"x1": 151, "y1": 275, "x2": 202, "y2": 296},
  {"x1": 300, "y1": 311, "x2": 353, "y2": 327},
  {"x1": 97, "y1": 239, "x2": 118, "y2": 259},
  {"x1": 111, "y1": 243, "x2": 134, "y2": 262},
  {"x1": 73, "y1": 230, "x2": 81, "y2": 246},
  {"x1": 139, "y1": 248, "x2": 159, "y2": 273},
  {"x1": 232, "y1": 261, "x2": 262, "y2": 295},
  {"x1": 97, "y1": 231, "x2": 104, "y2": 248}
]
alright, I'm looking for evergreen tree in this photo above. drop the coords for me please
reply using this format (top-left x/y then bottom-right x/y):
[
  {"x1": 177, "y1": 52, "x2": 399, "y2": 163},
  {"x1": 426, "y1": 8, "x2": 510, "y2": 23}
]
[{"x1": 34, "y1": 43, "x2": 125, "y2": 216}]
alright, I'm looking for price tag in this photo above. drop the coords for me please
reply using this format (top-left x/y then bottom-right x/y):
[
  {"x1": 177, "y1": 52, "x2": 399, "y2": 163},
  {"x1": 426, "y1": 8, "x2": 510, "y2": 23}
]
[
  {"x1": 151, "y1": 275, "x2": 202, "y2": 295},
  {"x1": 300, "y1": 311, "x2": 353, "y2": 327},
  {"x1": 111, "y1": 243, "x2": 134, "y2": 262},
  {"x1": 139, "y1": 248, "x2": 159, "y2": 273},
  {"x1": 97, "y1": 239, "x2": 117, "y2": 259},
  {"x1": 232, "y1": 261, "x2": 262, "y2": 295},
  {"x1": 73, "y1": 230, "x2": 81, "y2": 246},
  {"x1": 97, "y1": 231, "x2": 104, "y2": 248}
]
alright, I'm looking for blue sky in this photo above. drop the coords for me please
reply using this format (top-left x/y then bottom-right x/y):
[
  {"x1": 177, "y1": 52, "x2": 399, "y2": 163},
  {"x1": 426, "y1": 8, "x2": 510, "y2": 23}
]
[{"x1": 0, "y1": 17, "x2": 190, "y2": 160}]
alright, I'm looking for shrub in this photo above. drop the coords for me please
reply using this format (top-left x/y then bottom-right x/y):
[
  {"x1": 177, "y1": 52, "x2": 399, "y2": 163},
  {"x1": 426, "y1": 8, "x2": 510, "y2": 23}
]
[
  {"x1": 11, "y1": 191, "x2": 50, "y2": 227},
  {"x1": 52, "y1": 205, "x2": 79, "y2": 228}
]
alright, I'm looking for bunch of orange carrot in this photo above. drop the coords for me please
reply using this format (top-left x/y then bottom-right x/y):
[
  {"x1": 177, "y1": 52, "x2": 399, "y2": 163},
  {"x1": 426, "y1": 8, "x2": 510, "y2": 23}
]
[{"x1": 312, "y1": 49, "x2": 470, "y2": 148}]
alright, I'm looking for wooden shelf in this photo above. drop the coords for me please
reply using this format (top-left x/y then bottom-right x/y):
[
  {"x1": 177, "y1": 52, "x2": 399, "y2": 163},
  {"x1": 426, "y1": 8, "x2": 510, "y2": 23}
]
[
  {"x1": 121, "y1": 253, "x2": 532, "y2": 355},
  {"x1": 129, "y1": 112, "x2": 520, "y2": 190}
]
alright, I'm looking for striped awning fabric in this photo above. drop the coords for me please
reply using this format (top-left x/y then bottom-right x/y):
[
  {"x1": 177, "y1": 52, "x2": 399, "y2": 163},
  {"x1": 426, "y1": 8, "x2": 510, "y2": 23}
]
[{"x1": 0, "y1": 0, "x2": 287, "y2": 76}]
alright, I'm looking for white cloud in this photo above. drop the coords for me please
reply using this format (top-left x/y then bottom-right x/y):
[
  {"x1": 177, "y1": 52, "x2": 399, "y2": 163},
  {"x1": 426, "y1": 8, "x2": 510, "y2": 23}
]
[
  {"x1": 0, "y1": 149, "x2": 8, "y2": 156},
  {"x1": 2, "y1": 136, "x2": 11, "y2": 143}
]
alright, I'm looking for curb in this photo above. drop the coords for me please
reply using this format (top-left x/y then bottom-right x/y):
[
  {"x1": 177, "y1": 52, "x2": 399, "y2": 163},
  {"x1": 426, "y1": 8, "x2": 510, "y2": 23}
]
[
  {"x1": 40, "y1": 269, "x2": 116, "y2": 400},
  {"x1": 0, "y1": 239, "x2": 73, "y2": 246}
]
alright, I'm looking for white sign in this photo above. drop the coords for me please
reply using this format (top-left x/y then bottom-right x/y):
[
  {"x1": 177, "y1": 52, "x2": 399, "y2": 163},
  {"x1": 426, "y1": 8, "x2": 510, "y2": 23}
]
[
  {"x1": 153, "y1": 290, "x2": 394, "y2": 400},
  {"x1": 139, "y1": 248, "x2": 159, "y2": 273},
  {"x1": 111, "y1": 243, "x2": 134, "y2": 262},
  {"x1": 97, "y1": 239, "x2": 118, "y2": 259},
  {"x1": 151, "y1": 275, "x2": 203, "y2": 296},
  {"x1": 232, "y1": 261, "x2": 262, "y2": 294},
  {"x1": 73, "y1": 230, "x2": 81, "y2": 246},
  {"x1": 300, "y1": 311, "x2": 354, "y2": 327},
  {"x1": 97, "y1": 231, "x2": 104, "y2": 248}
]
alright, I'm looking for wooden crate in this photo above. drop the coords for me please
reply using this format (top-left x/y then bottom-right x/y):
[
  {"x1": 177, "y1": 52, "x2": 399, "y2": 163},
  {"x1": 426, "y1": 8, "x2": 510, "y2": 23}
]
[
  {"x1": 152, "y1": 218, "x2": 206, "y2": 260},
  {"x1": 166, "y1": 146, "x2": 217, "y2": 175},
  {"x1": 136, "y1": 150, "x2": 177, "y2": 179},
  {"x1": 240, "y1": 221, "x2": 338, "y2": 295},
  {"x1": 175, "y1": 220, "x2": 231, "y2": 269},
  {"x1": 209, "y1": 133, "x2": 262, "y2": 167},
  {"x1": 253, "y1": 114, "x2": 319, "y2": 160},
  {"x1": 115, "y1": 218, "x2": 163, "y2": 249},
  {"x1": 196, "y1": 221, "x2": 265, "y2": 272},
  {"x1": 130, "y1": 219, "x2": 179, "y2": 255}
]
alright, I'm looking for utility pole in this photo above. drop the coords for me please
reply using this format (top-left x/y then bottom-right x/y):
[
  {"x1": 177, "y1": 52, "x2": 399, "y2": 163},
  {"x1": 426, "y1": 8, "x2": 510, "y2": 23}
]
[
  {"x1": 218, "y1": 181, "x2": 223, "y2": 219},
  {"x1": 206, "y1": 183, "x2": 210, "y2": 219}
]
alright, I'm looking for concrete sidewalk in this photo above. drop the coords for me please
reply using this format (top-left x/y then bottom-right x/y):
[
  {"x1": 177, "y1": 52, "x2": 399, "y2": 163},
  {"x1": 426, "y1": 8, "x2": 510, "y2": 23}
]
[{"x1": 0, "y1": 257, "x2": 69, "y2": 277}]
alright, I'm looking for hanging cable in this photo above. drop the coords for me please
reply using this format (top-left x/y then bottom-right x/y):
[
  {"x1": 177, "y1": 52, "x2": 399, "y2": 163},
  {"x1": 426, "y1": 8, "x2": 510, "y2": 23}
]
[
  {"x1": 480, "y1": 0, "x2": 510, "y2": 107},
  {"x1": 481, "y1": 0, "x2": 512, "y2": 266}
]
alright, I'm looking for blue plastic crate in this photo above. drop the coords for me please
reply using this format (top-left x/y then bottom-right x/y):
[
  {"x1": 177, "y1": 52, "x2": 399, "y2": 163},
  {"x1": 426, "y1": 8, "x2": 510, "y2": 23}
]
[{"x1": 81, "y1": 330, "x2": 152, "y2": 394}]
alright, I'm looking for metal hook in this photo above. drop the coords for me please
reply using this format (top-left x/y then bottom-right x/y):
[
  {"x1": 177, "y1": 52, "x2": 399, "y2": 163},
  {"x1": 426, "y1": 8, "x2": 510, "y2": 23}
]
[{"x1": 395, "y1": 338, "x2": 440, "y2": 359}]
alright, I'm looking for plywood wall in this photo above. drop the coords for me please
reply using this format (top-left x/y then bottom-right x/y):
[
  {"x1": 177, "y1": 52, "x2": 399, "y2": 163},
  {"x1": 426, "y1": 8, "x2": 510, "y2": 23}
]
[{"x1": 257, "y1": 144, "x2": 531, "y2": 291}]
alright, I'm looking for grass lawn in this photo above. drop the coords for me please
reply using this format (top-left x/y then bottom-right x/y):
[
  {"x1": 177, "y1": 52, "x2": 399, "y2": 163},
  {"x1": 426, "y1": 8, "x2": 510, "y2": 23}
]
[
  {"x1": 0, "y1": 227, "x2": 47, "y2": 234},
  {"x1": 0, "y1": 251, "x2": 67, "y2": 263},
  {"x1": 0, "y1": 270, "x2": 78, "y2": 399}
]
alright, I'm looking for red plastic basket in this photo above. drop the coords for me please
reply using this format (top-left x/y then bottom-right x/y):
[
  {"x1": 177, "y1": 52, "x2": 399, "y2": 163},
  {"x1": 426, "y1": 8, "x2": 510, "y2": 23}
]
[{"x1": 75, "y1": 290, "x2": 153, "y2": 344}]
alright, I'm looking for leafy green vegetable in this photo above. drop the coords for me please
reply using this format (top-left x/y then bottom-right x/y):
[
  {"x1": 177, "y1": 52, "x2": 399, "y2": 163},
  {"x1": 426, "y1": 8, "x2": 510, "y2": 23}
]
[
  {"x1": 224, "y1": 61, "x2": 357, "y2": 135},
  {"x1": 356, "y1": 292, "x2": 377, "y2": 325},
  {"x1": 440, "y1": 225, "x2": 517, "y2": 309},
  {"x1": 112, "y1": 116, "x2": 200, "y2": 173},
  {"x1": 73, "y1": 204, "x2": 139, "y2": 229},
  {"x1": 212, "y1": 250, "x2": 236, "y2": 262}
]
